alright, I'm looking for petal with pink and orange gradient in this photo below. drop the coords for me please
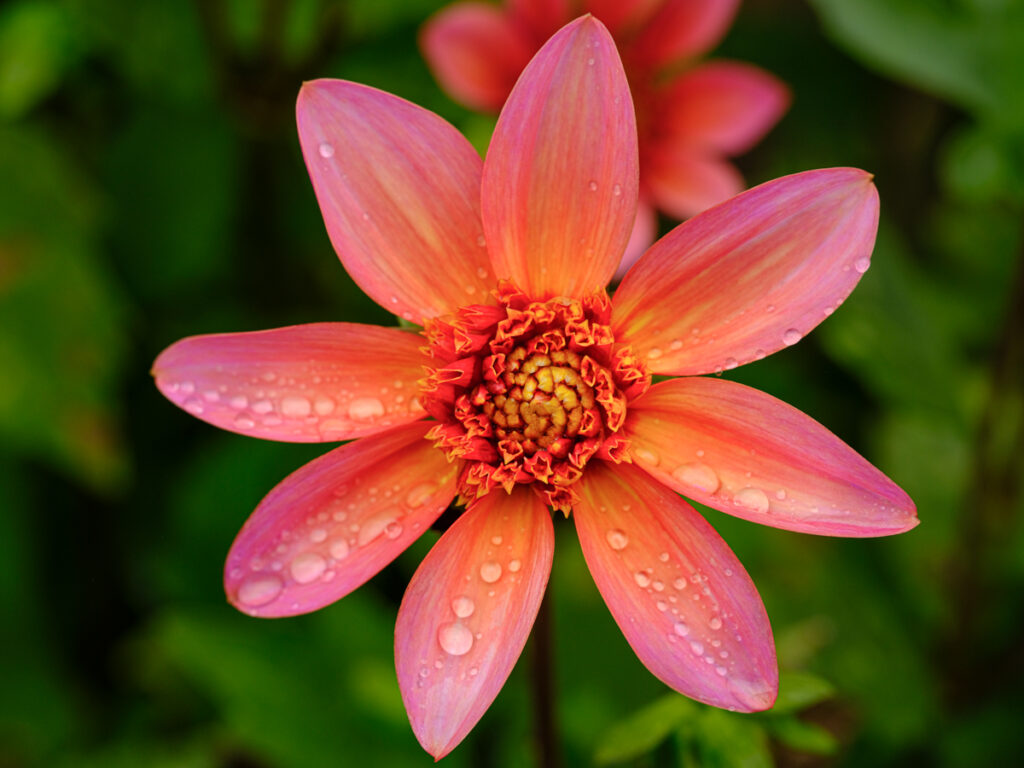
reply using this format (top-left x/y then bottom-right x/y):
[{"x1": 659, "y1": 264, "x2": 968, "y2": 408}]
[
  {"x1": 656, "y1": 61, "x2": 790, "y2": 155},
  {"x1": 614, "y1": 168, "x2": 879, "y2": 375},
  {"x1": 396, "y1": 488, "x2": 553, "y2": 759},
  {"x1": 153, "y1": 323, "x2": 425, "y2": 442},
  {"x1": 574, "y1": 461, "x2": 777, "y2": 711},
  {"x1": 626, "y1": 377, "x2": 918, "y2": 536},
  {"x1": 482, "y1": 16, "x2": 638, "y2": 299},
  {"x1": 224, "y1": 422, "x2": 457, "y2": 618},
  {"x1": 643, "y1": 146, "x2": 744, "y2": 221},
  {"x1": 297, "y1": 80, "x2": 493, "y2": 323},
  {"x1": 420, "y1": 3, "x2": 534, "y2": 112},
  {"x1": 628, "y1": 0, "x2": 740, "y2": 72}
]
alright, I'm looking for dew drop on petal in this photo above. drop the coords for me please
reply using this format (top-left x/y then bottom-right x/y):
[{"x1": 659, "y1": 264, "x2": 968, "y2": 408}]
[
  {"x1": 673, "y1": 621, "x2": 690, "y2": 637},
  {"x1": 783, "y1": 328, "x2": 802, "y2": 346},
  {"x1": 633, "y1": 447, "x2": 659, "y2": 466},
  {"x1": 234, "y1": 414, "x2": 256, "y2": 430},
  {"x1": 348, "y1": 397, "x2": 385, "y2": 421},
  {"x1": 438, "y1": 623, "x2": 474, "y2": 656},
  {"x1": 724, "y1": 357, "x2": 738, "y2": 370},
  {"x1": 318, "y1": 142, "x2": 335, "y2": 158},
  {"x1": 479, "y1": 561, "x2": 502, "y2": 583},
  {"x1": 647, "y1": 347, "x2": 663, "y2": 360},
  {"x1": 606, "y1": 529, "x2": 629, "y2": 550},
  {"x1": 237, "y1": 575, "x2": 283, "y2": 607},
  {"x1": 384, "y1": 521, "x2": 403, "y2": 539},
  {"x1": 329, "y1": 538, "x2": 349, "y2": 560},
  {"x1": 313, "y1": 396, "x2": 336, "y2": 415},
  {"x1": 634, "y1": 571, "x2": 651, "y2": 588},
  {"x1": 309, "y1": 528, "x2": 327, "y2": 543},
  {"x1": 690, "y1": 640, "x2": 705, "y2": 655},
  {"x1": 508, "y1": 559, "x2": 522, "y2": 573},
  {"x1": 406, "y1": 483, "x2": 437, "y2": 508},
  {"x1": 734, "y1": 487, "x2": 770, "y2": 514},
  {"x1": 290, "y1": 552, "x2": 327, "y2": 583},
  {"x1": 672, "y1": 462, "x2": 720, "y2": 494},
  {"x1": 709, "y1": 617, "x2": 723, "y2": 630},
  {"x1": 280, "y1": 396, "x2": 311, "y2": 417},
  {"x1": 588, "y1": 180, "x2": 598, "y2": 191},
  {"x1": 451, "y1": 595, "x2": 475, "y2": 618},
  {"x1": 854, "y1": 257, "x2": 870, "y2": 273}
]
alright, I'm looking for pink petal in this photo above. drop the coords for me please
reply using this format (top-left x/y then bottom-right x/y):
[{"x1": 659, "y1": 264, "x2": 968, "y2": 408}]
[
  {"x1": 153, "y1": 324, "x2": 426, "y2": 442},
  {"x1": 420, "y1": 3, "x2": 534, "y2": 112},
  {"x1": 297, "y1": 80, "x2": 493, "y2": 323},
  {"x1": 643, "y1": 146, "x2": 744, "y2": 221},
  {"x1": 626, "y1": 377, "x2": 918, "y2": 536},
  {"x1": 508, "y1": 0, "x2": 570, "y2": 39},
  {"x1": 627, "y1": 0, "x2": 741, "y2": 72},
  {"x1": 481, "y1": 16, "x2": 638, "y2": 299},
  {"x1": 614, "y1": 195, "x2": 658, "y2": 280},
  {"x1": 574, "y1": 461, "x2": 777, "y2": 711},
  {"x1": 396, "y1": 488, "x2": 553, "y2": 759},
  {"x1": 613, "y1": 168, "x2": 880, "y2": 375},
  {"x1": 224, "y1": 422, "x2": 457, "y2": 618},
  {"x1": 655, "y1": 61, "x2": 790, "y2": 155}
]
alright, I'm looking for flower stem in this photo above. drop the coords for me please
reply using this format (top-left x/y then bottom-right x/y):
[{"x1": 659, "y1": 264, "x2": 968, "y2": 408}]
[{"x1": 529, "y1": 587, "x2": 562, "y2": 768}]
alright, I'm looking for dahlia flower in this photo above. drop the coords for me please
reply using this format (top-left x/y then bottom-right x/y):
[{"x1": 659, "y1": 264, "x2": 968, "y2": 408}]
[
  {"x1": 154, "y1": 17, "x2": 915, "y2": 759},
  {"x1": 421, "y1": 0, "x2": 790, "y2": 270}
]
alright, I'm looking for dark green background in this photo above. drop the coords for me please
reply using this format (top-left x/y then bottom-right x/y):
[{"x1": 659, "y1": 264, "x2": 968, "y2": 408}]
[{"x1": 2, "y1": 0, "x2": 1022, "y2": 765}]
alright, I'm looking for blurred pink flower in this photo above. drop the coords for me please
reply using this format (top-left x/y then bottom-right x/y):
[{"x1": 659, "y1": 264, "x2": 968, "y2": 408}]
[
  {"x1": 421, "y1": 0, "x2": 791, "y2": 272},
  {"x1": 154, "y1": 17, "x2": 915, "y2": 760}
]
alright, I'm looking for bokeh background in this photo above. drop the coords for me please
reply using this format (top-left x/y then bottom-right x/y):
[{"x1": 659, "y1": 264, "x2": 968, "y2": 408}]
[{"x1": 2, "y1": 0, "x2": 1023, "y2": 766}]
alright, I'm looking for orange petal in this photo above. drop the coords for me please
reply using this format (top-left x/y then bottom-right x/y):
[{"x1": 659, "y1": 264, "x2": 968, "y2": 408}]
[
  {"x1": 224, "y1": 422, "x2": 457, "y2": 617},
  {"x1": 614, "y1": 168, "x2": 879, "y2": 375},
  {"x1": 396, "y1": 488, "x2": 553, "y2": 758},
  {"x1": 297, "y1": 80, "x2": 493, "y2": 323},
  {"x1": 481, "y1": 16, "x2": 638, "y2": 299},
  {"x1": 153, "y1": 323, "x2": 426, "y2": 442},
  {"x1": 574, "y1": 461, "x2": 777, "y2": 711},
  {"x1": 627, "y1": 377, "x2": 918, "y2": 536}
]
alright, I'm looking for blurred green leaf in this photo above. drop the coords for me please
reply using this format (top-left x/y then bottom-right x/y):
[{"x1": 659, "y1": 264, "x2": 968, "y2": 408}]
[
  {"x1": 594, "y1": 693, "x2": 697, "y2": 765},
  {"x1": 766, "y1": 716, "x2": 839, "y2": 756},
  {"x1": 692, "y1": 709, "x2": 773, "y2": 768},
  {"x1": 771, "y1": 671, "x2": 836, "y2": 715},
  {"x1": 0, "y1": 0, "x2": 78, "y2": 118}
]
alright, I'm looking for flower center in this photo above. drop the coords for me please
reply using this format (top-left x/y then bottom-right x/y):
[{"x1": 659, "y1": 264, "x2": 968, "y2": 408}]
[{"x1": 420, "y1": 282, "x2": 648, "y2": 512}]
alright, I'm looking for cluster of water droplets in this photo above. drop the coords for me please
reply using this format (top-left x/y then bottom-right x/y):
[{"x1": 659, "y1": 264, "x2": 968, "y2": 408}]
[{"x1": 231, "y1": 474, "x2": 442, "y2": 615}]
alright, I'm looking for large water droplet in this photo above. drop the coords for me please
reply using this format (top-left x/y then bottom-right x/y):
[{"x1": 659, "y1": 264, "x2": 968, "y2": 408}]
[
  {"x1": 854, "y1": 257, "x2": 870, "y2": 273},
  {"x1": 438, "y1": 622, "x2": 474, "y2": 656},
  {"x1": 280, "y1": 396, "x2": 311, "y2": 417},
  {"x1": 633, "y1": 447, "x2": 659, "y2": 466},
  {"x1": 251, "y1": 399, "x2": 274, "y2": 415},
  {"x1": 451, "y1": 596, "x2": 475, "y2": 618},
  {"x1": 606, "y1": 529, "x2": 629, "y2": 550},
  {"x1": 348, "y1": 397, "x2": 385, "y2": 421},
  {"x1": 672, "y1": 462, "x2": 720, "y2": 494},
  {"x1": 290, "y1": 552, "x2": 327, "y2": 583},
  {"x1": 673, "y1": 621, "x2": 690, "y2": 637},
  {"x1": 479, "y1": 561, "x2": 502, "y2": 583},
  {"x1": 782, "y1": 328, "x2": 802, "y2": 346},
  {"x1": 318, "y1": 142, "x2": 335, "y2": 158},
  {"x1": 313, "y1": 396, "x2": 336, "y2": 415},
  {"x1": 508, "y1": 559, "x2": 522, "y2": 573},
  {"x1": 237, "y1": 575, "x2": 283, "y2": 607},
  {"x1": 329, "y1": 538, "x2": 350, "y2": 560},
  {"x1": 634, "y1": 571, "x2": 651, "y2": 588},
  {"x1": 734, "y1": 487, "x2": 770, "y2": 514}
]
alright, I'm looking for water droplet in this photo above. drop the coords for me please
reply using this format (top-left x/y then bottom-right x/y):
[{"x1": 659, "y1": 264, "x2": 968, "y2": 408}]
[
  {"x1": 491, "y1": 535, "x2": 503, "y2": 546},
  {"x1": 673, "y1": 578, "x2": 687, "y2": 590},
  {"x1": 612, "y1": 183, "x2": 622, "y2": 196},
  {"x1": 406, "y1": 483, "x2": 437, "y2": 508},
  {"x1": 775, "y1": 489, "x2": 787, "y2": 500},
  {"x1": 451, "y1": 595, "x2": 475, "y2": 618},
  {"x1": 854, "y1": 257, "x2": 870, "y2": 273},
  {"x1": 329, "y1": 538, "x2": 349, "y2": 560},
  {"x1": 309, "y1": 528, "x2": 327, "y2": 543},
  {"x1": 179, "y1": 380, "x2": 195, "y2": 394},
  {"x1": 280, "y1": 396, "x2": 311, "y2": 417},
  {"x1": 184, "y1": 398, "x2": 204, "y2": 415},
  {"x1": 508, "y1": 559, "x2": 522, "y2": 573},
  {"x1": 709, "y1": 617, "x2": 723, "y2": 630},
  {"x1": 290, "y1": 552, "x2": 327, "y2": 583},
  {"x1": 724, "y1": 357, "x2": 738, "y2": 370},
  {"x1": 689, "y1": 640, "x2": 705, "y2": 655},
  {"x1": 606, "y1": 529, "x2": 629, "y2": 550},
  {"x1": 734, "y1": 487, "x2": 770, "y2": 514},
  {"x1": 673, "y1": 621, "x2": 690, "y2": 637},
  {"x1": 479, "y1": 561, "x2": 502, "y2": 583},
  {"x1": 438, "y1": 623, "x2": 474, "y2": 656},
  {"x1": 633, "y1": 447, "x2": 659, "y2": 466},
  {"x1": 358, "y1": 512, "x2": 399, "y2": 546},
  {"x1": 658, "y1": 552, "x2": 669, "y2": 562},
  {"x1": 234, "y1": 414, "x2": 256, "y2": 430},
  {"x1": 782, "y1": 328, "x2": 802, "y2": 346},
  {"x1": 715, "y1": 665, "x2": 728, "y2": 676},
  {"x1": 588, "y1": 180, "x2": 598, "y2": 191},
  {"x1": 318, "y1": 142, "x2": 335, "y2": 158},
  {"x1": 672, "y1": 462, "x2": 720, "y2": 494},
  {"x1": 313, "y1": 396, "x2": 336, "y2": 415},
  {"x1": 634, "y1": 571, "x2": 651, "y2": 588},
  {"x1": 647, "y1": 347, "x2": 663, "y2": 360},
  {"x1": 251, "y1": 399, "x2": 273, "y2": 415},
  {"x1": 587, "y1": 57, "x2": 595, "y2": 65},
  {"x1": 348, "y1": 397, "x2": 385, "y2": 420},
  {"x1": 237, "y1": 575, "x2": 283, "y2": 607}
]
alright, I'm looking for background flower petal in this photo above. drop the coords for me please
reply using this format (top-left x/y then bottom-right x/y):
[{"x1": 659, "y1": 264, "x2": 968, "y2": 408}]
[
  {"x1": 643, "y1": 147, "x2": 744, "y2": 221},
  {"x1": 396, "y1": 488, "x2": 553, "y2": 759},
  {"x1": 627, "y1": 377, "x2": 918, "y2": 536},
  {"x1": 509, "y1": 0, "x2": 570, "y2": 40},
  {"x1": 481, "y1": 16, "x2": 638, "y2": 299},
  {"x1": 583, "y1": 0, "x2": 661, "y2": 36},
  {"x1": 297, "y1": 79, "x2": 493, "y2": 323},
  {"x1": 153, "y1": 323, "x2": 426, "y2": 442},
  {"x1": 420, "y1": 3, "x2": 534, "y2": 112},
  {"x1": 627, "y1": 0, "x2": 741, "y2": 72},
  {"x1": 224, "y1": 423, "x2": 457, "y2": 618},
  {"x1": 574, "y1": 461, "x2": 777, "y2": 711},
  {"x1": 613, "y1": 168, "x2": 880, "y2": 375},
  {"x1": 654, "y1": 61, "x2": 790, "y2": 155},
  {"x1": 614, "y1": 196, "x2": 659, "y2": 279}
]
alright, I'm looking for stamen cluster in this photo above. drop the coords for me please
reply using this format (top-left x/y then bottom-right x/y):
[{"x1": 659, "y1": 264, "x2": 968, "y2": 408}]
[{"x1": 421, "y1": 282, "x2": 649, "y2": 512}]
